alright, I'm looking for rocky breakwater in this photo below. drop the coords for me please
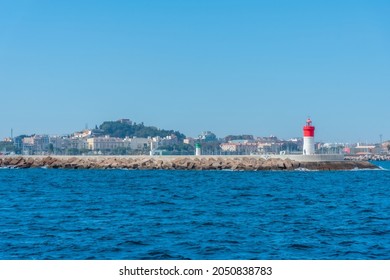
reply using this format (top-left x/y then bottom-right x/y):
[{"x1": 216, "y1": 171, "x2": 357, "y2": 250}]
[
  {"x1": 0, "y1": 156, "x2": 378, "y2": 171},
  {"x1": 345, "y1": 154, "x2": 390, "y2": 161}
]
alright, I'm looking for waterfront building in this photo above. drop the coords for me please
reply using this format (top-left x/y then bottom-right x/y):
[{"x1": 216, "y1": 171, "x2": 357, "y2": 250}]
[
  {"x1": 70, "y1": 138, "x2": 88, "y2": 150},
  {"x1": 350, "y1": 143, "x2": 380, "y2": 155},
  {"x1": 183, "y1": 137, "x2": 195, "y2": 145},
  {"x1": 220, "y1": 141, "x2": 259, "y2": 154},
  {"x1": 87, "y1": 136, "x2": 124, "y2": 151},
  {"x1": 49, "y1": 136, "x2": 71, "y2": 153},
  {"x1": 159, "y1": 135, "x2": 179, "y2": 146},
  {"x1": 257, "y1": 142, "x2": 275, "y2": 154},
  {"x1": 22, "y1": 135, "x2": 50, "y2": 155},
  {"x1": 123, "y1": 137, "x2": 150, "y2": 150}
]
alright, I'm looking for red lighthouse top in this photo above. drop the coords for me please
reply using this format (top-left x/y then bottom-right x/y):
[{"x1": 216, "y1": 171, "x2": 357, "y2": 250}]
[{"x1": 303, "y1": 118, "x2": 315, "y2": 137}]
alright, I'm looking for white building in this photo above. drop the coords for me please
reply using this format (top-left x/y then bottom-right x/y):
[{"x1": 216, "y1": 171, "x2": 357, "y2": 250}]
[
  {"x1": 49, "y1": 136, "x2": 71, "y2": 151},
  {"x1": 73, "y1": 130, "x2": 92, "y2": 138},
  {"x1": 351, "y1": 143, "x2": 379, "y2": 155},
  {"x1": 87, "y1": 136, "x2": 124, "y2": 151},
  {"x1": 220, "y1": 141, "x2": 259, "y2": 154},
  {"x1": 159, "y1": 135, "x2": 178, "y2": 146},
  {"x1": 22, "y1": 135, "x2": 50, "y2": 154},
  {"x1": 183, "y1": 137, "x2": 195, "y2": 145},
  {"x1": 123, "y1": 137, "x2": 150, "y2": 150},
  {"x1": 70, "y1": 138, "x2": 88, "y2": 150}
]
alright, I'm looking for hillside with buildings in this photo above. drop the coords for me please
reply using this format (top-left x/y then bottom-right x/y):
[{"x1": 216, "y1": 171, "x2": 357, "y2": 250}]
[
  {"x1": 5, "y1": 119, "x2": 189, "y2": 156},
  {"x1": 99, "y1": 119, "x2": 186, "y2": 140},
  {"x1": 0, "y1": 118, "x2": 389, "y2": 158}
]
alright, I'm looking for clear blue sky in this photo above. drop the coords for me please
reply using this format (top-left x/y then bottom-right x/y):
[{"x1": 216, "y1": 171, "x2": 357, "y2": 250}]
[{"x1": 0, "y1": 0, "x2": 389, "y2": 143}]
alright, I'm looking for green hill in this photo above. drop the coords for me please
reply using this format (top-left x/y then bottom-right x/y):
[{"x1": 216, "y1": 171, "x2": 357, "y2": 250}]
[{"x1": 99, "y1": 121, "x2": 186, "y2": 140}]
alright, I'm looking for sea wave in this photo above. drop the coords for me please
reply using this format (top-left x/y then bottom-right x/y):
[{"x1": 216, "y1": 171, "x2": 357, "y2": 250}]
[
  {"x1": 1, "y1": 168, "x2": 389, "y2": 260},
  {"x1": 350, "y1": 167, "x2": 384, "y2": 171},
  {"x1": 294, "y1": 167, "x2": 319, "y2": 172}
]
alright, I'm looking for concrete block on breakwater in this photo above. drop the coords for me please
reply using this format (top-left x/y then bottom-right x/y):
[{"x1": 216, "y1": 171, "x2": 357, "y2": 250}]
[{"x1": 0, "y1": 155, "x2": 378, "y2": 171}]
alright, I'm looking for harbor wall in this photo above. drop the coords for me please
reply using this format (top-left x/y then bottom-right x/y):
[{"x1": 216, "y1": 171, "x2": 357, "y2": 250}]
[
  {"x1": 268, "y1": 154, "x2": 344, "y2": 162},
  {"x1": 0, "y1": 155, "x2": 377, "y2": 171}
]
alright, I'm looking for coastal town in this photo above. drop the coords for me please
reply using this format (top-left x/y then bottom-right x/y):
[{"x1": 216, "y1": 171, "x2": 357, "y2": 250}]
[{"x1": 0, "y1": 118, "x2": 389, "y2": 160}]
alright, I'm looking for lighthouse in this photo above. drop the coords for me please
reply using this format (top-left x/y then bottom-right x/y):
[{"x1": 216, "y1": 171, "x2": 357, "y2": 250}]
[
  {"x1": 195, "y1": 143, "x2": 201, "y2": 156},
  {"x1": 303, "y1": 118, "x2": 315, "y2": 155}
]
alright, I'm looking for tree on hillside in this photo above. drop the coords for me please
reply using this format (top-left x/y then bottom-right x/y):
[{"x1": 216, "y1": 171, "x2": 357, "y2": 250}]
[
  {"x1": 99, "y1": 121, "x2": 135, "y2": 138},
  {"x1": 224, "y1": 135, "x2": 254, "y2": 142},
  {"x1": 198, "y1": 131, "x2": 217, "y2": 142},
  {"x1": 99, "y1": 120, "x2": 186, "y2": 140}
]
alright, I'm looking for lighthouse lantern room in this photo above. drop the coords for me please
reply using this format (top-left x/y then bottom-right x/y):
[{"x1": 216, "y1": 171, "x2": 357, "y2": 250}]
[{"x1": 303, "y1": 118, "x2": 315, "y2": 155}]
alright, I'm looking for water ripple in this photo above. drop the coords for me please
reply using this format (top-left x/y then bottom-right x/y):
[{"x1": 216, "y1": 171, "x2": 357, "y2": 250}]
[{"x1": 0, "y1": 163, "x2": 390, "y2": 259}]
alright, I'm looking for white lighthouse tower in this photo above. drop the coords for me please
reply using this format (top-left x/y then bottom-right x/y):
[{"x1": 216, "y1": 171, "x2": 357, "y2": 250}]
[
  {"x1": 303, "y1": 118, "x2": 315, "y2": 155},
  {"x1": 195, "y1": 143, "x2": 201, "y2": 156}
]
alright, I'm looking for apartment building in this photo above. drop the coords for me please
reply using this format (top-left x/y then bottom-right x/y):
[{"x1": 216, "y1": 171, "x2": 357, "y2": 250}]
[{"x1": 87, "y1": 136, "x2": 124, "y2": 151}]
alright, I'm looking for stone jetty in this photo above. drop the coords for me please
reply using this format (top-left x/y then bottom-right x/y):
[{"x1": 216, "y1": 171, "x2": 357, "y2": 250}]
[{"x1": 0, "y1": 156, "x2": 378, "y2": 171}]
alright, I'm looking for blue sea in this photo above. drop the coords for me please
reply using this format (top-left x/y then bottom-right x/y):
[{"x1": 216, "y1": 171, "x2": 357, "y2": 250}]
[{"x1": 0, "y1": 161, "x2": 389, "y2": 260}]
